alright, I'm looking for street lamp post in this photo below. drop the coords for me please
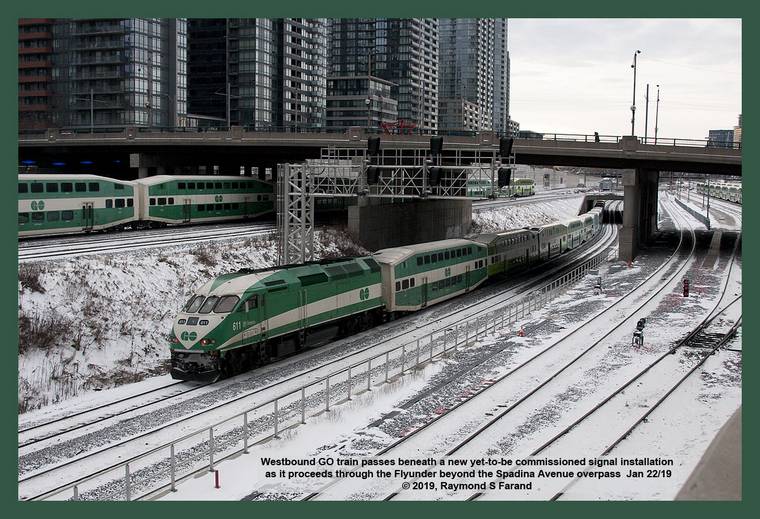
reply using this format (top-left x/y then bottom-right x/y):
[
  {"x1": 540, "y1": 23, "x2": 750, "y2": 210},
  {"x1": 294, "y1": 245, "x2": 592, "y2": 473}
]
[
  {"x1": 654, "y1": 84, "x2": 660, "y2": 144},
  {"x1": 644, "y1": 83, "x2": 650, "y2": 141},
  {"x1": 73, "y1": 90, "x2": 110, "y2": 132},
  {"x1": 213, "y1": 82, "x2": 239, "y2": 129},
  {"x1": 630, "y1": 50, "x2": 641, "y2": 136}
]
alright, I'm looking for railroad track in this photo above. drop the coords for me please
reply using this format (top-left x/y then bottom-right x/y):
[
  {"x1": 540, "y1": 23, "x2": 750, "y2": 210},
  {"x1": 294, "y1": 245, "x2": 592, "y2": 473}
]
[
  {"x1": 543, "y1": 235, "x2": 742, "y2": 501},
  {"x1": 19, "y1": 227, "x2": 615, "y2": 501},
  {"x1": 548, "y1": 315, "x2": 742, "y2": 501},
  {"x1": 18, "y1": 381, "x2": 211, "y2": 449},
  {"x1": 18, "y1": 223, "x2": 277, "y2": 261},
  {"x1": 297, "y1": 201, "x2": 695, "y2": 501},
  {"x1": 472, "y1": 191, "x2": 580, "y2": 212}
]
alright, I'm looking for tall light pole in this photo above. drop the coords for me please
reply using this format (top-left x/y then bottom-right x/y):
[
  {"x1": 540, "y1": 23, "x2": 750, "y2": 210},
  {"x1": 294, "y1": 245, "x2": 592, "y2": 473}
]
[
  {"x1": 644, "y1": 83, "x2": 650, "y2": 141},
  {"x1": 213, "y1": 83, "x2": 239, "y2": 128},
  {"x1": 654, "y1": 84, "x2": 660, "y2": 144},
  {"x1": 630, "y1": 50, "x2": 641, "y2": 136},
  {"x1": 74, "y1": 90, "x2": 109, "y2": 132}
]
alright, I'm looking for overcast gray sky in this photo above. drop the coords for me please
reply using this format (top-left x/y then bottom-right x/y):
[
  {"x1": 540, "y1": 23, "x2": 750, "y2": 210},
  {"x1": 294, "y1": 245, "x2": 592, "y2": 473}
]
[{"x1": 509, "y1": 19, "x2": 741, "y2": 140}]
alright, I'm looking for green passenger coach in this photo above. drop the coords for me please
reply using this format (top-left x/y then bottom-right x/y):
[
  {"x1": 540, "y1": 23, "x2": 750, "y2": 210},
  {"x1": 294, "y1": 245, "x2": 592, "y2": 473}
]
[
  {"x1": 170, "y1": 257, "x2": 384, "y2": 380},
  {"x1": 471, "y1": 228, "x2": 540, "y2": 278},
  {"x1": 135, "y1": 175, "x2": 273, "y2": 225},
  {"x1": 373, "y1": 239, "x2": 489, "y2": 313},
  {"x1": 18, "y1": 174, "x2": 137, "y2": 237}
]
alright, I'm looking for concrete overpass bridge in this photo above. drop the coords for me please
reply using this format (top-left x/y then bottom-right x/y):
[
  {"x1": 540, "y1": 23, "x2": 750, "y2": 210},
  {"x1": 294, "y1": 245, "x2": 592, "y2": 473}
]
[
  {"x1": 20, "y1": 127, "x2": 740, "y2": 177},
  {"x1": 18, "y1": 127, "x2": 741, "y2": 261}
]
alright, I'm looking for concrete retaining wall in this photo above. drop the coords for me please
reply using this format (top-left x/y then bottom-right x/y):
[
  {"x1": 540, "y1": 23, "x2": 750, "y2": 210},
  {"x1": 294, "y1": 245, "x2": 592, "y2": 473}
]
[
  {"x1": 348, "y1": 198, "x2": 472, "y2": 252},
  {"x1": 675, "y1": 197, "x2": 710, "y2": 229}
]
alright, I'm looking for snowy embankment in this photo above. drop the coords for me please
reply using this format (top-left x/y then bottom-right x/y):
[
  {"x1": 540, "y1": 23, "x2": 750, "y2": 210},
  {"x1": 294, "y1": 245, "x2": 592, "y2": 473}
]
[
  {"x1": 18, "y1": 198, "x2": 585, "y2": 414},
  {"x1": 18, "y1": 229, "x2": 366, "y2": 413},
  {"x1": 471, "y1": 196, "x2": 584, "y2": 234}
]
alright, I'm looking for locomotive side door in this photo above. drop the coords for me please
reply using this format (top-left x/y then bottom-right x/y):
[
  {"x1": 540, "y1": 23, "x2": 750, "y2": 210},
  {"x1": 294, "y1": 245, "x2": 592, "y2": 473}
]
[
  {"x1": 299, "y1": 289, "x2": 307, "y2": 331},
  {"x1": 82, "y1": 202, "x2": 94, "y2": 231},
  {"x1": 241, "y1": 293, "x2": 266, "y2": 363}
]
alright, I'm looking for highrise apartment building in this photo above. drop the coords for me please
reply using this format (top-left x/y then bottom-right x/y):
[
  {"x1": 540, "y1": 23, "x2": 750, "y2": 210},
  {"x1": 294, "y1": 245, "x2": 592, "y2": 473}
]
[
  {"x1": 707, "y1": 129, "x2": 735, "y2": 148},
  {"x1": 188, "y1": 19, "x2": 275, "y2": 128},
  {"x1": 438, "y1": 18, "x2": 510, "y2": 134},
  {"x1": 187, "y1": 18, "x2": 326, "y2": 129},
  {"x1": 275, "y1": 18, "x2": 328, "y2": 128},
  {"x1": 51, "y1": 18, "x2": 188, "y2": 128},
  {"x1": 18, "y1": 19, "x2": 54, "y2": 130},
  {"x1": 733, "y1": 113, "x2": 742, "y2": 144},
  {"x1": 492, "y1": 19, "x2": 510, "y2": 135},
  {"x1": 327, "y1": 18, "x2": 438, "y2": 131},
  {"x1": 186, "y1": 18, "x2": 229, "y2": 124}
]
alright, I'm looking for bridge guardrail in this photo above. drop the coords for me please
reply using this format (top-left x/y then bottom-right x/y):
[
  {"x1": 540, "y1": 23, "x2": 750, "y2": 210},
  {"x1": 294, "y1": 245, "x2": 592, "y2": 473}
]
[{"x1": 18, "y1": 127, "x2": 741, "y2": 151}]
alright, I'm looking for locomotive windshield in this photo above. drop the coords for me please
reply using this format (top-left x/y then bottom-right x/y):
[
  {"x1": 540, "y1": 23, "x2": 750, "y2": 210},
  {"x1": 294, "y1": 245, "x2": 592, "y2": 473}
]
[
  {"x1": 183, "y1": 294, "x2": 241, "y2": 314},
  {"x1": 184, "y1": 295, "x2": 205, "y2": 313},
  {"x1": 198, "y1": 296, "x2": 219, "y2": 314},
  {"x1": 214, "y1": 295, "x2": 240, "y2": 313}
]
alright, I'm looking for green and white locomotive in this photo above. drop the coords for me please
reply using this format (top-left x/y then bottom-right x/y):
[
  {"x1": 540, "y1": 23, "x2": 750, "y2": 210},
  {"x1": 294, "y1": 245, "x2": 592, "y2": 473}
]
[
  {"x1": 170, "y1": 257, "x2": 385, "y2": 380},
  {"x1": 170, "y1": 205, "x2": 606, "y2": 381}
]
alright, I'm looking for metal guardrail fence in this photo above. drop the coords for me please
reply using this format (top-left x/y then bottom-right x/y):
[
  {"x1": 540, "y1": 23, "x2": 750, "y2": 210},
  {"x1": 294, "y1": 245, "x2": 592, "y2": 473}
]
[{"x1": 30, "y1": 244, "x2": 607, "y2": 502}]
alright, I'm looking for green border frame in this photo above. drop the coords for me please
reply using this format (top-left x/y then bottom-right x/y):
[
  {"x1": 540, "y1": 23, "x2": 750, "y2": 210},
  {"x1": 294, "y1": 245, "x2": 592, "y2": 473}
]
[{"x1": 4, "y1": 1, "x2": 752, "y2": 517}]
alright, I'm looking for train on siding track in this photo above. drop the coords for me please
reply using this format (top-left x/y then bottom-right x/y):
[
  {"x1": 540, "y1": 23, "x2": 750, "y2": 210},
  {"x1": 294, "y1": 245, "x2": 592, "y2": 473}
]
[
  {"x1": 695, "y1": 181, "x2": 742, "y2": 204},
  {"x1": 17, "y1": 174, "x2": 274, "y2": 238},
  {"x1": 169, "y1": 205, "x2": 604, "y2": 381},
  {"x1": 504, "y1": 178, "x2": 536, "y2": 198}
]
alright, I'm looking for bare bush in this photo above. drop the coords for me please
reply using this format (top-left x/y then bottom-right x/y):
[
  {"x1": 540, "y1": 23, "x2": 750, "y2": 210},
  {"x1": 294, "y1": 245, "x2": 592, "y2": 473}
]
[
  {"x1": 18, "y1": 309, "x2": 74, "y2": 353},
  {"x1": 18, "y1": 263, "x2": 46, "y2": 293},
  {"x1": 192, "y1": 246, "x2": 216, "y2": 267},
  {"x1": 317, "y1": 227, "x2": 369, "y2": 259}
]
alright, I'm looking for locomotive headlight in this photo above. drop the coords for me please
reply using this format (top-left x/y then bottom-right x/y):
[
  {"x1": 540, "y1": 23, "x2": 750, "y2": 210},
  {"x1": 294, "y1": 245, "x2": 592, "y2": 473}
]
[
  {"x1": 200, "y1": 338, "x2": 216, "y2": 346},
  {"x1": 170, "y1": 335, "x2": 181, "y2": 344}
]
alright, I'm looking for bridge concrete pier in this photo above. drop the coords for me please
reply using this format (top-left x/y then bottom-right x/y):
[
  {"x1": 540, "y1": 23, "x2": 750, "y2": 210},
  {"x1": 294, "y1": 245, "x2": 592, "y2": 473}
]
[
  {"x1": 619, "y1": 168, "x2": 660, "y2": 262},
  {"x1": 348, "y1": 198, "x2": 472, "y2": 252},
  {"x1": 132, "y1": 153, "x2": 166, "y2": 179}
]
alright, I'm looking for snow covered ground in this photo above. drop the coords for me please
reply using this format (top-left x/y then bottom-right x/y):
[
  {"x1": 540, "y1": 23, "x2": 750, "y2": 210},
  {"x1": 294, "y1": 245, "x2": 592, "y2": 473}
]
[
  {"x1": 671, "y1": 193, "x2": 742, "y2": 232},
  {"x1": 471, "y1": 196, "x2": 585, "y2": 234},
  {"x1": 18, "y1": 229, "x2": 364, "y2": 413}
]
